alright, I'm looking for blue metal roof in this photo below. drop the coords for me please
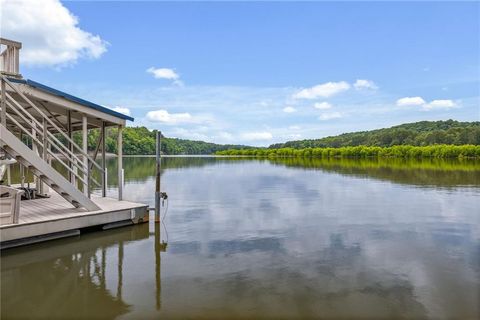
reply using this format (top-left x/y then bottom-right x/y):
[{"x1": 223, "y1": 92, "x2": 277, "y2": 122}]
[{"x1": 7, "y1": 77, "x2": 134, "y2": 122}]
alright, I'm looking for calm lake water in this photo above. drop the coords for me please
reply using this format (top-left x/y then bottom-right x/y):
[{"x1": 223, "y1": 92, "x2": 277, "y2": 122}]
[{"x1": 1, "y1": 157, "x2": 479, "y2": 319}]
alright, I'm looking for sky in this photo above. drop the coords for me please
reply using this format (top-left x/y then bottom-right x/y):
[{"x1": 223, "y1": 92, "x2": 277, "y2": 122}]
[{"x1": 1, "y1": 0, "x2": 479, "y2": 146}]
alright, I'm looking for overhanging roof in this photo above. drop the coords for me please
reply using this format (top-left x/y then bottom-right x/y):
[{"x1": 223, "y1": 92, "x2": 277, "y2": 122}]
[{"x1": 7, "y1": 77, "x2": 134, "y2": 122}]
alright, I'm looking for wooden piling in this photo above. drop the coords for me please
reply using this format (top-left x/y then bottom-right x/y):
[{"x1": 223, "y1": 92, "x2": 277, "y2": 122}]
[{"x1": 155, "y1": 131, "x2": 161, "y2": 223}]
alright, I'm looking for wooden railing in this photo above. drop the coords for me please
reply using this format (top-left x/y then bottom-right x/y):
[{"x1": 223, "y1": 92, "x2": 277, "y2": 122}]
[
  {"x1": 0, "y1": 38, "x2": 21, "y2": 76},
  {"x1": 0, "y1": 75, "x2": 106, "y2": 198}
]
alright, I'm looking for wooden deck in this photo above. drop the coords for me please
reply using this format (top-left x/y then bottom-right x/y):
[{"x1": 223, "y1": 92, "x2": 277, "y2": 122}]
[{"x1": 0, "y1": 191, "x2": 149, "y2": 248}]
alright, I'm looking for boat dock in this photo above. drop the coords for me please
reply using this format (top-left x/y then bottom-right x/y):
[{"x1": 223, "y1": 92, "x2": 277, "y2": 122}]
[
  {"x1": 0, "y1": 191, "x2": 148, "y2": 249},
  {"x1": 0, "y1": 38, "x2": 150, "y2": 249}
]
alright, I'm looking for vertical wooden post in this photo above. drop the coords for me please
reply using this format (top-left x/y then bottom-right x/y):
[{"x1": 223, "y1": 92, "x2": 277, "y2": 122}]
[
  {"x1": 117, "y1": 125, "x2": 123, "y2": 200},
  {"x1": 42, "y1": 119, "x2": 48, "y2": 160},
  {"x1": 155, "y1": 131, "x2": 161, "y2": 222},
  {"x1": 32, "y1": 120, "x2": 40, "y2": 191},
  {"x1": 101, "y1": 122, "x2": 107, "y2": 197},
  {"x1": 82, "y1": 115, "x2": 88, "y2": 197},
  {"x1": 1, "y1": 79, "x2": 8, "y2": 180},
  {"x1": 19, "y1": 132, "x2": 25, "y2": 188},
  {"x1": 39, "y1": 118, "x2": 48, "y2": 194},
  {"x1": 67, "y1": 110, "x2": 75, "y2": 185},
  {"x1": 1, "y1": 78, "x2": 6, "y2": 129}
]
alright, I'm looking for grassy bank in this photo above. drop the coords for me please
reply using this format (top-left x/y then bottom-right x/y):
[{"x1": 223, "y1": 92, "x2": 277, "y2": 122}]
[{"x1": 215, "y1": 145, "x2": 480, "y2": 159}]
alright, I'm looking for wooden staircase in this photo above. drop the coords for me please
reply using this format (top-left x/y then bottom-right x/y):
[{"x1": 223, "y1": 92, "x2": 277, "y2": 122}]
[
  {"x1": 1, "y1": 75, "x2": 106, "y2": 212},
  {"x1": 0, "y1": 124, "x2": 99, "y2": 211}
]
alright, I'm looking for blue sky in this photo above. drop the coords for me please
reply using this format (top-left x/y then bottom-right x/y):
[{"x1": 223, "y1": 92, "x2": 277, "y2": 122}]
[{"x1": 3, "y1": 0, "x2": 479, "y2": 145}]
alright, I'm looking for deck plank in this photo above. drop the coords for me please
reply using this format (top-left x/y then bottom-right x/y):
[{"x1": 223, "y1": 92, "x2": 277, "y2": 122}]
[{"x1": 1, "y1": 191, "x2": 149, "y2": 244}]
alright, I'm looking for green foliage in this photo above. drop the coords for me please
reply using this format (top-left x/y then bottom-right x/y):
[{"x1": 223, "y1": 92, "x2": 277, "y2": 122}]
[
  {"x1": 216, "y1": 145, "x2": 480, "y2": 159},
  {"x1": 269, "y1": 120, "x2": 480, "y2": 149},
  {"x1": 72, "y1": 126, "x2": 253, "y2": 155},
  {"x1": 64, "y1": 120, "x2": 479, "y2": 156}
]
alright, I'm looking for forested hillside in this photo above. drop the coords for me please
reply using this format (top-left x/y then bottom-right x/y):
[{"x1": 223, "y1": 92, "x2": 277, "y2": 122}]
[
  {"x1": 269, "y1": 120, "x2": 480, "y2": 149},
  {"x1": 71, "y1": 120, "x2": 479, "y2": 155},
  {"x1": 74, "y1": 126, "x2": 251, "y2": 155}
]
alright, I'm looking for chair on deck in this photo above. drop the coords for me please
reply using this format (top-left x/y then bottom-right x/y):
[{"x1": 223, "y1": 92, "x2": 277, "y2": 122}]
[{"x1": 0, "y1": 185, "x2": 24, "y2": 225}]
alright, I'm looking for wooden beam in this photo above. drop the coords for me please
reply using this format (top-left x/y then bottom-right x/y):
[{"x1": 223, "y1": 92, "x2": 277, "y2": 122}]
[
  {"x1": 0, "y1": 38, "x2": 22, "y2": 49},
  {"x1": 19, "y1": 85, "x2": 126, "y2": 126}
]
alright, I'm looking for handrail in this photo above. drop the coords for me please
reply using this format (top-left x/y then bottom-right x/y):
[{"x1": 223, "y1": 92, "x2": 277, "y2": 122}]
[
  {"x1": 1, "y1": 75, "x2": 104, "y2": 173},
  {"x1": 5, "y1": 112, "x2": 102, "y2": 189},
  {"x1": 5, "y1": 97, "x2": 102, "y2": 189},
  {"x1": 5, "y1": 112, "x2": 88, "y2": 186},
  {"x1": 1, "y1": 75, "x2": 105, "y2": 194},
  {"x1": 6, "y1": 93, "x2": 88, "y2": 174}
]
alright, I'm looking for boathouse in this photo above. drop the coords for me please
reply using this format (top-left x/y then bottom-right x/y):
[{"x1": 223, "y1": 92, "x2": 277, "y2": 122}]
[{"x1": 0, "y1": 38, "x2": 149, "y2": 248}]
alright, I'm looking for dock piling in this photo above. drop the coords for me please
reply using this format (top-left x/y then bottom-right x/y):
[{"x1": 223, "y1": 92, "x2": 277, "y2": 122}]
[{"x1": 155, "y1": 131, "x2": 161, "y2": 223}]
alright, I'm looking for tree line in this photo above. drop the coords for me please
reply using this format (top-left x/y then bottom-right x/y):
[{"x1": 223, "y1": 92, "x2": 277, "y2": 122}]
[
  {"x1": 216, "y1": 145, "x2": 480, "y2": 159},
  {"x1": 71, "y1": 126, "x2": 251, "y2": 155},
  {"x1": 66, "y1": 120, "x2": 479, "y2": 156},
  {"x1": 269, "y1": 120, "x2": 480, "y2": 149}
]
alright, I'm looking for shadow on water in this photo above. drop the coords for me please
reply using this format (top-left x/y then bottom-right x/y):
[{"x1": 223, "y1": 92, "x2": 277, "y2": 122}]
[{"x1": 0, "y1": 224, "x2": 166, "y2": 320}]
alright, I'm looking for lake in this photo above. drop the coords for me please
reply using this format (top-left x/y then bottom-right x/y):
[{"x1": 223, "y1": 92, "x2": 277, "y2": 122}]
[{"x1": 1, "y1": 156, "x2": 479, "y2": 319}]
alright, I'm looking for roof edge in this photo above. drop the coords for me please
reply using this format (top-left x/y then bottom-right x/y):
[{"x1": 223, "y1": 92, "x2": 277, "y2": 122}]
[{"x1": 7, "y1": 77, "x2": 135, "y2": 122}]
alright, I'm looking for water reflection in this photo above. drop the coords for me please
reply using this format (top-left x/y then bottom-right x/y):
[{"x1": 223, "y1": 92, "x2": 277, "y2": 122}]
[
  {"x1": 0, "y1": 224, "x2": 164, "y2": 319},
  {"x1": 2, "y1": 157, "x2": 479, "y2": 319}
]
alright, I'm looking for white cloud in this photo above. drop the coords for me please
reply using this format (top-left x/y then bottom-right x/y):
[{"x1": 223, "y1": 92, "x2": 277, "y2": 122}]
[
  {"x1": 423, "y1": 99, "x2": 457, "y2": 110},
  {"x1": 146, "y1": 67, "x2": 183, "y2": 86},
  {"x1": 396, "y1": 96, "x2": 426, "y2": 107},
  {"x1": 283, "y1": 106, "x2": 297, "y2": 113},
  {"x1": 293, "y1": 81, "x2": 350, "y2": 99},
  {"x1": 314, "y1": 102, "x2": 332, "y2": 110},
  {"x1": 1, "y1": 0, "x2": 107, "y2": 66},
  {"x1": 241, "y1": 132, "x2": 273, "y2": 141},
  {"x1": 318, "y1": 112, "x2": 343, "y2": 121},
  {"x1": 146, "y1": 109, "x2": 194, "y2": 125},
  {"x1": 354, "y1": 79, "x2": 378, "y2": 90},
  {"x1": 108, "y1": 106, "x2": 131, "y2": 116},
  {"x1": 146, "y1": 67, "x2": 179, "y2": 80},
  {"x1": 396, "y1": 96, "x2": 458, "y2": 111}
]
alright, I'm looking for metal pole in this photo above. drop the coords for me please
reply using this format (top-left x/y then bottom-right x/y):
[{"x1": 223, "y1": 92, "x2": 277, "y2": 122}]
[{"x1": 155, "y1": 131, "x2": 161, "y2": 223}]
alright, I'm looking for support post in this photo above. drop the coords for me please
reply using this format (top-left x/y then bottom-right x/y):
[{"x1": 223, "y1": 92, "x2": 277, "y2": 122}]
[
  {"x1": 155, "y1": 131, "x2": 161, "y2": 222},
  {"x1": 39, "y1": 118, "x2": 48, "y2": 194},
  {"x1": 82, "y1": 115, "x2": 88, "y2": 197},
  {"x1": 67, "y1": 110, "x2": 75, "y2": 185},
  {"x1": 32, "y1": 120, "x2": 40, "y2": 191},
  {"x1": 117, "y1": 125, "x2": 123, "y2": 200},
  {"x1": 101, "y1": 122, "x2": 107, "y2": 197},
  {"x1": 1, "y1": 78, "x2": 6, "y2": 129}
]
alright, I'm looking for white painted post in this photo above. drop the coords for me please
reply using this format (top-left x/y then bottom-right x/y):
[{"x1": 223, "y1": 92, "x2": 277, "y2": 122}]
[
  {"x1": 1, "y1": 78, "x2": 6, "y2": 130},
  {"x1": 82, "y1": 115, "x2": 88, "y2": 196},
  {"x1": 32, "y1": 120, "x2": 39, "y2": 191},
  {"x1": 104, "y1": 167, "x2": 108, "y2": 197},
  {"x1": 117, "y1": 125, "x2": 123, "y2": 200},
  {"x1": 101, "y1": 122, "x2": 107, "y2": 197}
]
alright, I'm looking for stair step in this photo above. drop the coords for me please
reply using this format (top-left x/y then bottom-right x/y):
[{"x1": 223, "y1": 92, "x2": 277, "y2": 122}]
[{"x1": 1, "y1": 124, "x2": 100, "y2": 211}]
